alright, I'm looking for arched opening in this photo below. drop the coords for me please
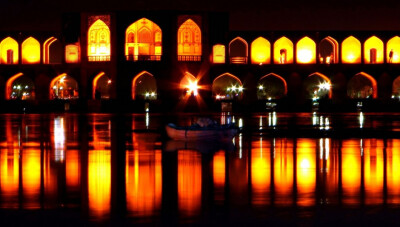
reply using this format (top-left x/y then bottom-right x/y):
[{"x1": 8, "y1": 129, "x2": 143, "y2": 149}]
[
  {"x1": 22, "y1": 37, "x2": 40, "y2": 64},
  {"x1": 177, "y1": 19, "x2": 201, "y2": 61},
  {"x1": 6, "y1": 73, "x2": 35, "y2": 100},
  {"x1": 387, "y1": 36, "x2": 400, "y2": 63},
  {"x1": 212, "y1": 44, "x2": 225, "y2": 64},
  {"x1": 273, "y1": 36, "x2": 293, "y2": 64},
  {"x1": 296, "y1": 36, "x2": 316, "y2": 64},
  {"x1": 0, "y1": 37, "x2": 19, "y2": 64},
  {"x1": 229, "y1": 37, "x2": 248, "y2": 64},
  {"x1": 319, "y1": 36, "x2": 338, "y2": 64},
  {"x1": 257, "y1": 73, "x2": 287, "y2": 100},
  {"x1": 43, "y1": 37, "x2": 62, "y2": 64},
  {"x1": 92, "y1": 72, "x2": 111, "y2": 99},
  {"x1": 50, "y1": 74, "x2": 79, "y2": 100},
  {"x1": 126, "y1": 18, "x2": 162, "y2": 61},
  {"x1": 304, "y1": 72, "x2": 332, "y2": 99},
  {"x1": 251, "y1": 37, "x2": 270, "y2": 65},
  {"x1": 65, "y1": 44, "x2": 80, "y2": 63},
  {"x1": 342, "y1": 36, "x2": 361, "y2": 64},
  {"x1": 347, "y1": 72, "x2": 377, "y2": 99},
  {"x1": 180, "y1": 72, "x2": 199, "y2": 97},
  {"x1": 212, "y1": 73, "x2": 243, "y2": 100},
  {"x1": 132, "y1": 71, "x2": 157, "y2": 100},
  {"x1": 392, "y1": 76, "x2": 400, "y2": 98},
  {"x1": 88, "y1": 19, "x2": 111, "y2": 62},
  {"x1": 364, "y1": 36, "x2": 383, "y2": 64}
]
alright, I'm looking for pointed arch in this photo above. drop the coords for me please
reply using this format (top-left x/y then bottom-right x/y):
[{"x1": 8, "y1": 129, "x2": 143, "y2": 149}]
[
  {"x1": 229, "y1": 37, "x2": 248, "y2": 64},
  {"x1": 50, "y1": 73, "x2": 79, "y2": 100},
  {"x1": 319, "y1": 36, "x2": 339, "y2": 64},
  {"x1": 126, "y1": 18, "x2": 162, "y2": 61},
  {"x1": 132, "y1": 71, "x2": 157, "y2": 100},
  {"x1": 347, "y1": 72, "x2": 377, "y2": 99},
  {"x1": 6, "y1": 73, "x2": 35, "y2": 100},
  {"x1": 88, "y1": 19, "x2": 111, "y2": 61},
  {"x1": 0, "y1": 37, "x2": 19, "y2": 64},
  {"x1": 22, "y1": 37, "x2": 40, "y2": 64},
  {"x1": 392, "y1": 76, "x2": 400, "y2": 96},
  {"x1": 43, "y1": 37, "x2": 58, "y2": 64},
  {"x1": 251, "y1": 37, "x2": 270, "y2": 65},
  {"x1": 6, "y1": 73, "x2": 23, "y2": 99},
  {"x1": 341, "y1": 36, "x2": 361, "y2": 64},
  {"x1": 177, "y1": 19, "x2": 201, "y2": 61},
  {"x1": 305, "y1": 72, "x2": 332, "y2": 99},
  {"x1": 212, "y1": 73, "x2": 243, "y2": 100},
  {"x1": 92, "y1": 72, "x2": 111, "y2": 99},
  {"x1": 257, "y1": 73, "x2": 287, "y2": 99},
  {"x1": 387, "y1": 36, "x2": 400, "y2": 63},
  {"x1": 180, "y1": 72, "x2": 199, "y2": 96},
  {"x1": 364, "y1": 36, "x2": 383, "y2": 64},
  {"x1": 273, "y1": 36, "x2": 293, "y2": 64},
  {"x1": 296, "y1": 36, "x2": 316, "y2": 64},
  {"x1": 212, "y1": 44, "x2": 225, "y2": 63}
]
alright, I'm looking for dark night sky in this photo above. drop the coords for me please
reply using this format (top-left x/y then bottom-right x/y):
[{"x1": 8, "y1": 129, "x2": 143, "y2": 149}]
[{"x1": 1, "y1": 0, "x2": 400, "y2": 31}]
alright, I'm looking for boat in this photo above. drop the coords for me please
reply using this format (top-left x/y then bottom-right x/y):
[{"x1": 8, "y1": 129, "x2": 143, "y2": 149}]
[{"x1": 165, "y1": 123, "x2": 238, "y2": 141}]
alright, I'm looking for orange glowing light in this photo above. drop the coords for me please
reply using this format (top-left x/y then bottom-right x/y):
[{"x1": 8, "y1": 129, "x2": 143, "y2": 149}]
[
  {"x1": 178, "y1": 150, "x2": 202, "y2": 217},
  {"x1": 177, "y1": 19, "x2": 201, "y2": 60},
  {"x1": 387, "y1": 139, "x2": 400, "y2": 203},
  {"x1": 364, "y1": 36, "x2": 384, "y2": 64},
  {"x1": 213, "y1": 151, "x2": 225, "y2": 203},
  {"x1": 363, "y1": 139, "x2": 384, "y2": 205},
  {"x1": 273, "y1": 139, "x2": 293, "y2": 206},
  {"x1": 43, "y1": 37, "x2": 57, "y2": 64},
  {"x1": 49, "y1": 73, "x2": 79, "y2": 100},
  {"x1": 251, "y1": 139, "x2": 270, "y2": 205},
  {"x1": 274, "y1": 36, "x2": 293, "y2": 64},
  {"x1": 212, "y1": 44, "x2": 225, "y2": 63},
  {"x1": 5, "y1": 73, "x2": 23, "y2": 100},
  {"x1": 229, "y1": 37, "x2": 248, "y2": 64},
  {"x1": 0, "y1": 37, "x2": 19, "y2": 64},
  {"x1": 0, "y1": 147, "x2": 19, "y2": 208},
  {"x1": 296, "y1": 37, "x2": 316, "y2": 64},
  {"x1": 65, "y1": 44, "x2": 80, "y2": 63},
  {"x1": 23, "y1": 149, "x2": 41, "y2": 209},
  {"x1": 92, "y1": 72, "x2": 107, "y2": 99},
  {"x1": 180, "y1": 72, "x2": 199, "y2": 96},
  {"x1": 296, "y1": 139, "x2": 316, "y2": 207},
  {"x1": 342, "y1": 36, "x2": 361, "y2": 64},
  {"x1": 342, "y1": 139, "x2": 361, "y2": 205},
  {"x1": 251, "y1": 37, "x2": 270, "y2": 65},
  {"x1": 387, "y1": 36, "x2": 400, "y2": 63},
  {"x1": 22, "y1": 37, "x2": 40, "y2": 64},
  {"x1": 125, "y1": 18, "x2": 162, "y2": 61},
  {"x1": 88, "y1": 19, "x2": 111, "y2": 61},
  {"x1": 66, "y1": 149, "x2": 80, "y2": 190}
]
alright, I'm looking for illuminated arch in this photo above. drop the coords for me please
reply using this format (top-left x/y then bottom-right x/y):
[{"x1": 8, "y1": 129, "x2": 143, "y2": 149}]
[
  {"x1": 257, "y1": 73, "x2": 287, "y2": 100},
  {"x1": 347, "y1": 72, "x2": 377, "y2": 99},
  {"x1": 229, "y1": 37, "x2": 248, "y2": 64},
  {"x1": 126, "y1": 18, "x2": 162, "y2": 61},
  {"x1": 392, "y1": 76, "x2": 400, "y2": 96},
  {"x1": 305, "y1": 72, "x2": 332, "y2": 99},
  {"x1": 65, "y1": 44, "x2": 80, "y2": 63},
  {"x1": 0, "y1": 37, "x2": 19, "y2": 64},
  {"x1": 92, "y1": 72, "x2": 111, "y2": 99},
  {"x1": 296, "y1": 36, "x2": 316, "y2": 64},
  {"x1": 387, "y1": 36, "x2": 400, "y2": 63},
  {"x1": 180, "y1": 72, "x2": 199, "y2": 96},
  {"x1": 251, "y1": 37, "x2": 270, "y2": 65},
  {"x1": 212, "y1": 44, "x2": 225, "y2": 63},
  {"x1": 341, "y1": 36, "x2": 361, "y2": 64},
  {"x1": 132, "y1": 71, "x2": 157, "y2": 100},
  {"x1": 212, "y1": 73, "x2": 243, "y2": 100},
  {"x1": 364, "y1": 36, "x2": 384, "y2": 64},
  {"x1": 273, "y1": 36, "x2": 293, "y2": 64},
  {"x1": 43, "y1": 37, "x2": 57, "y2": 64},
  {"x1": 88, "y1": 19, "x2": 111, "y2": 62},
  {"x1": 49, "y1": 73, "x2": 79, "y2": 100},
  {"x1": 177, "y1": 19, "x2": 201, "y2": 61},
  {"x1": 319, "y1": 36, "x2": 339, "y2": 64},
  {"x1": 22, "y1": 37, "x2": 40, "y2": 64},
  {"x1": 6, "y1": 73, "x2": 35, "y2": 100}
]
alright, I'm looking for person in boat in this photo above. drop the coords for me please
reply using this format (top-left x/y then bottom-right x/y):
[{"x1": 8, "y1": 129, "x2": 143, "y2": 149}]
[{"x1": 193, "y1": 117, "x2": 218, "y2": 128}]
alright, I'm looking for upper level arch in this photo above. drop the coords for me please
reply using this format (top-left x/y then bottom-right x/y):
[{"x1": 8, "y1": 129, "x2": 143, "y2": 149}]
[
  {"x1": 126, "y1": 18, "x2": 162, "y2": 61},
  {"x1": 387, "y1": 36, "x2": 400, "y2": 63},
  {"x1": 212, "y1": 44, "x2": 225, "y2": 64},
  {"x1": 88, "y1": 19, "x2": 111, "y2": 62},
  {"x1": 341, "y1": 36, "x2": 361, "y2": 64},
  {"x1": 319, "y1": 36, "x2": 339, "y2": 64},
  {"x1": 229, "y1": 37, "x2": 248, "y2": 64},
  {"x1": 364, "y1": 36, "x2": 383, "y2": 64},
  {"x1": 251, "y1": 37, "x2": 270, "y2": 65},
  {"x1": 296, "y1": 36, "x2": 316, "y2": 64},
  {"x1": 177, "y1": 19, "x2": 201, "y2": 61},
  {"x1": 0, "y1": 37, "x2": 19, "y2": 64},
  {"x1": 22, "y1": 37, "x2": 40, "y2": 64},
  {"x1": 273, "y1": 36, "x2": 293, "y2": 64}
]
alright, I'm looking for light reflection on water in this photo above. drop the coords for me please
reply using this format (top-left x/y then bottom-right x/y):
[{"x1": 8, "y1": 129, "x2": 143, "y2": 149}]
[{"x1": 0, "y1": 113, "x2": 399, "y2": 224}]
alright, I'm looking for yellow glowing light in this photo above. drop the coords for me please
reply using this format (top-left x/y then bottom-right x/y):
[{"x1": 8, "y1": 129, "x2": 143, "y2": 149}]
[
  {"x1": 22, "y1": 37, "x2": 40, "y2": 64},
  {"x1": 180, "y1": 72, "x2": 199, "y2": 96},
  {"x1": 88, "y1": 19, "x2": 111, "y2": 61},
  {"x1": 342, "y1": 36, "x2": 361, "y2": 64},
  {"x1": 251, "y1": 139, "x2": 270, "y2": 205},
  {"x1": 65, "y1": 44, "x2": 80, "y2": 63},
  {"x1": 296, "y1": 37, "x2": 316, "y2": 64},
  {"x1": 342, "y1": 139, "x2": 361, "y2": 204},
  {"x1": 387, "y1": 36, "x2": 400, "y2": 63},
  {"x1": 274, "y1": 36, "x2": 293, "y2": 64},
  {"x1": 23, "y1": 149, "x2": 41, "y2": 209},
  {"x1": 251, "y1": 37, "x2": 270, "y2": 64},
  {"x1": 364, "y1": 36, "x2": 383, "y2": 64},
  {"x1": 213, "y1": 44, "x2": 225, "y2": 63},
  {"x1": 177, "y1": 19, "x2": 201, "y2": 59},
  {"x1": 296, "y1": 139, "x2": 316, "y2": 207},
  {"x1": 0, "y1": 37, "x2": 19, "y2": 64}
]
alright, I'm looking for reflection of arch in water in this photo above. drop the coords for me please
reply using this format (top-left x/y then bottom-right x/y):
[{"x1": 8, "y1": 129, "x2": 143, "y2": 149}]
[
  {"x1": 49, "y1": 73, "x2": 79, "y2": 100},
  {"x1": 305, "y1": 72, "x2": 332, "y2": 99},
  {"x1": 251, "y1": 37, "x2": 270, "y2": 64},
  {"x1": 5, "y1": 73, "x2": 35, "y2": 100},
  {"x1": 132, "y1": 71, "x2": 157, "y2": 100},
  {"x1": 257, "y1": 73, "x2": 287, "y2": 99},
  {"x1": 212, "y1": 73, "x2": 243, "y2": 100},
  {"x1": 319, "y1": 36, "x2": 339, "y2": 64},
  {"x1": 273, "y1": 36, "x2": 293, "y2": 64},
  {"x1": 364, "y1": 36, "x2": 384, "y2": 64},
  {"x1": 341, "y1": 36, "x2": 361, "y2": 64},
  {"x1": 92, "y1": 72, "x2": 111, "y2": 99},
  {"x1": 296, "y1": 36, "x2": 316, "y2": 64},
  {"x1": 347, "y1": 72, "x2": 377, "y2": 99},
  {"x1": 229, "y1": 37, "x2": 248, "y2": 64}
]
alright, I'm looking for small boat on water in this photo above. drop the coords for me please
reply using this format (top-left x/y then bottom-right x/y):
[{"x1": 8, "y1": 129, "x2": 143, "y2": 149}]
[{"x1": 165, "y1": 123, "x2": 238, "y2": 141}]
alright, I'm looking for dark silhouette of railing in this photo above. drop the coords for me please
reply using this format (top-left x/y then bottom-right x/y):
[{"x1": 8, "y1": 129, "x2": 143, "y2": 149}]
[{"x1": 125, "y1": 55, "x2": 161, "y2": 61}]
